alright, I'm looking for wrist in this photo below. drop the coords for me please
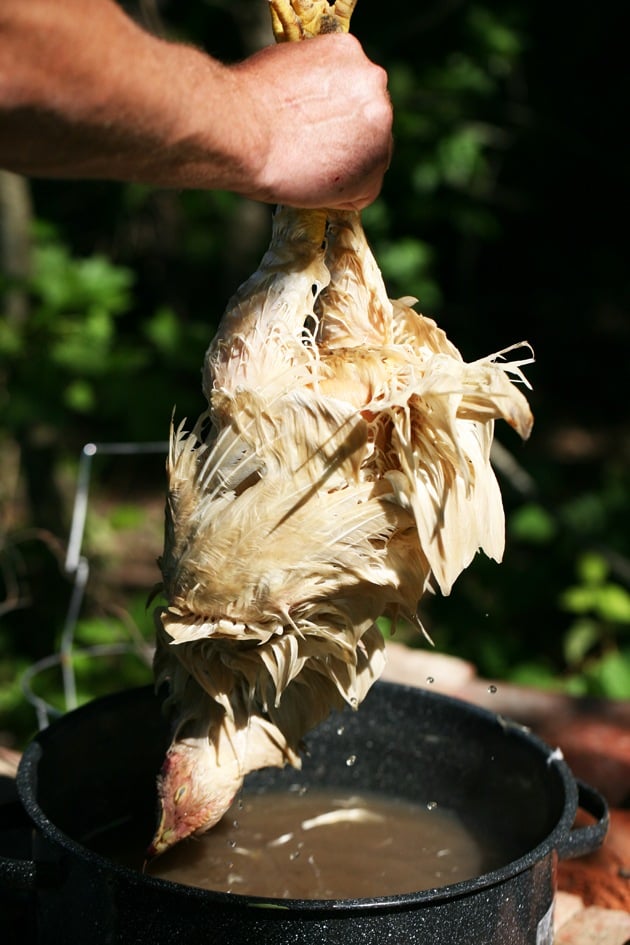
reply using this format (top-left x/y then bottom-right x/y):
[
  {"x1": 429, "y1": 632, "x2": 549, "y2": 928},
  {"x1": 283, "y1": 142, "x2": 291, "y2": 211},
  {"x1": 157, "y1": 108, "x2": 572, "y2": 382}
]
[{"x1": 169, "y1": 53, "x2": 271, "y2": 197}]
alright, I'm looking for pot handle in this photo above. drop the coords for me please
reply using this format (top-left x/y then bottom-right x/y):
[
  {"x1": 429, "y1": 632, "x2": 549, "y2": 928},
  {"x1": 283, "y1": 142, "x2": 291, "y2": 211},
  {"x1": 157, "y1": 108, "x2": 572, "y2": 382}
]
[{"x1": 557, "y1": 779, "x2": 609, "y2": 860}]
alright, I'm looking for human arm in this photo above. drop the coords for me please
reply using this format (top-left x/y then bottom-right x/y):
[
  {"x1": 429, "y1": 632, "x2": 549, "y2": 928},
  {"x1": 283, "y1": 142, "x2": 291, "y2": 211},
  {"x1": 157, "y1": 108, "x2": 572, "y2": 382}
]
[{"x1": 0, "y1": 0, "x2": 392, "y2": 209}]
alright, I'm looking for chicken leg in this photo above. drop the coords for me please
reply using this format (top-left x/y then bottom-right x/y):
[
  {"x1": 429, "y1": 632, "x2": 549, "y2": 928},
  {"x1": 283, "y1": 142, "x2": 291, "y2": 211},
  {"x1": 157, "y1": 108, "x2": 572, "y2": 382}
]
[{"x1": 149, "y1": 0, "x2": 533, "y2": 857}]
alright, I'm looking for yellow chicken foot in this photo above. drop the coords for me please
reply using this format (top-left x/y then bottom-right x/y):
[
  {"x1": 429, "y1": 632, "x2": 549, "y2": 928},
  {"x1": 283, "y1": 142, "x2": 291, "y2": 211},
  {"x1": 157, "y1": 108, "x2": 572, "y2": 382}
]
[
  {"x1": 149, "y1": 0, "x2": 533, "y2": 862},
  {"x1": 270, "y1": 0, "x2": 357, "y2": 42}
]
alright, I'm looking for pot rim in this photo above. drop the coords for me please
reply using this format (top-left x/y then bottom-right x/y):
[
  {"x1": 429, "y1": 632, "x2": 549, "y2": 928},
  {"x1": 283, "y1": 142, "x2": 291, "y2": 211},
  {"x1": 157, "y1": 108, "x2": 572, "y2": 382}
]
[{"x1": 17, "y1": 682, "x2": 579, "y2": 914}]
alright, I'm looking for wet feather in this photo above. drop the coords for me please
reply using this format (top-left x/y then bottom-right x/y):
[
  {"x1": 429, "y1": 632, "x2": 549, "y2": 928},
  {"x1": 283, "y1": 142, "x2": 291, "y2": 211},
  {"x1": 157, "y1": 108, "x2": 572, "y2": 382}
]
[{"x1": 149, "y1": 4, "x2": 533, "y2": 857}]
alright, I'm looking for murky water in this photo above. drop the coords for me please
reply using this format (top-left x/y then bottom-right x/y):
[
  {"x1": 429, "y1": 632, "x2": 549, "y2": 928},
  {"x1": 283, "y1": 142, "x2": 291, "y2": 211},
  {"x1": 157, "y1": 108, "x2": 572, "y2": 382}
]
[{"x1": 146, "y1": 787, "x2": 498, "y2": 899}]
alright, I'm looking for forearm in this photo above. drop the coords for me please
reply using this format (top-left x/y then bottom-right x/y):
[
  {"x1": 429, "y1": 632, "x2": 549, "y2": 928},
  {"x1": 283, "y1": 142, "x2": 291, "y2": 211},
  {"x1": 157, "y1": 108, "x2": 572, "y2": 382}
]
[
  {"x1": 0, "y1": 0, "x2": 392, "y2": 208},
  {"x1": 0, "y1": 0, "x2": 263, "y2": 191}
]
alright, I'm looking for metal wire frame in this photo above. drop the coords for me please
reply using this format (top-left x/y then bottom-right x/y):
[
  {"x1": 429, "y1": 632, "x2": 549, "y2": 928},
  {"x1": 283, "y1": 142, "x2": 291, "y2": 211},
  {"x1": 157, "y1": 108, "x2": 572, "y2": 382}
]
[{"x1": 21, "y1": 441, "x2": 168, "y2": 729}]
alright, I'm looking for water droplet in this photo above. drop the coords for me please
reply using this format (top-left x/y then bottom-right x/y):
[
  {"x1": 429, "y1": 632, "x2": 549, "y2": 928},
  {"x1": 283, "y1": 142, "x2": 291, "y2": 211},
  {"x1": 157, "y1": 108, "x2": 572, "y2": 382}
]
[
  {"x1": 346, "y1": 754, "x2": 357, "y2": 767},
  {"x1": 336, "y1": 725, "x2": 345, "y2": 736},
  {"x1": 298, "y1": 785, "x2": 308, "y2": 797},
  {"x1": 228, "y1": 839, "x2": 237, "y2": 848},
  {"x1": 289, "y1": 850, "x2": 301, "y2": 861},
  {"x1": 232, "y1": 819, "x2": 240, "y2": 830},
  {"x1": 426, "y1": 676, "x2": 434, "y2": 685},
  {"x1": 426, "y1": 800, "x2": 438, "y2": 811},
  {"x1": 237, "y1": 798, "x2": 244, "y2": 811},
  {"x1": 350, "y1": 697, "x2": 358, "y2": 708},
  {"x1": 488, "y1": 684, "x2": 498, "y2": 694}
]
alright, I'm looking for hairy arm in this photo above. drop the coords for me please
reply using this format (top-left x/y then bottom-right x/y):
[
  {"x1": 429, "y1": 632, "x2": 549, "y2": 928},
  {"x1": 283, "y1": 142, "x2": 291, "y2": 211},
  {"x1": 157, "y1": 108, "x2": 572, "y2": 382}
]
[{"x1": 0, "y1": 0, "x2": 392, "y2": 209}]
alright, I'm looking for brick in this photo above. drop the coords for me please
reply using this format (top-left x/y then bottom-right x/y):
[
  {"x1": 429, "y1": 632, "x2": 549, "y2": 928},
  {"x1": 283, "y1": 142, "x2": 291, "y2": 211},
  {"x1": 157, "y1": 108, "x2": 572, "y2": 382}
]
[
  {"x1": 540, "y1": 719, "x2": 630, "y2": 808},
  {"x1": 559, "y1": 809, "x2": 630, "y2": 912},
  {"x1": 554, "y1": 891, "x2": 585, "y2": 932},
  {"x1": 554, "y1": 906, "x2": 630, "y2": 945}
]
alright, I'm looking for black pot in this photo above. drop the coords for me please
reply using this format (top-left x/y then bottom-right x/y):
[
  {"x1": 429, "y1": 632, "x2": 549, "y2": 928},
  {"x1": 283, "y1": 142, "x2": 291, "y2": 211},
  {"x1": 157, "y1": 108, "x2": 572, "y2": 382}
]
[{"x1": 0, "y1": 682, "x2": 607, "y2": 944}]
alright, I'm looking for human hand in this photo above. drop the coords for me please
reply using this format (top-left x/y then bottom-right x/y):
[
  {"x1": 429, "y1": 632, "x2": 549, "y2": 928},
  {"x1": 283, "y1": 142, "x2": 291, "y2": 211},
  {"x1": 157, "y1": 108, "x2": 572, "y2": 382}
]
[{"x1": 231, "y1": 33, "x2": 392, "y2": 210}]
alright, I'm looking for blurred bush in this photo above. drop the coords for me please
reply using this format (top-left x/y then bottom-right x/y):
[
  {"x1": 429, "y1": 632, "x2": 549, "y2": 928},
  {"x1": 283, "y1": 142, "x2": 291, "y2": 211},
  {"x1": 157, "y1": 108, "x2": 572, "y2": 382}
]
[{"x1": 1, "y1": 0, "x2": 629, "y2": 742}]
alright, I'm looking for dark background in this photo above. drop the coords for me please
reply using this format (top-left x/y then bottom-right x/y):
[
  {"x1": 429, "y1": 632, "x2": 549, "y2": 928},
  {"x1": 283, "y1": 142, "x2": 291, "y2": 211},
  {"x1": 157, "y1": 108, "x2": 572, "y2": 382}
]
[{"x1": 1, "y1": 0, "x2": 629, "y2": 743}]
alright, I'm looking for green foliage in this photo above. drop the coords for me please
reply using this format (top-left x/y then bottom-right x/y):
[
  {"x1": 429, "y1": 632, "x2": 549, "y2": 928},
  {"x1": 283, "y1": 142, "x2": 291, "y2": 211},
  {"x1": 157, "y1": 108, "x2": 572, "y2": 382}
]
[
  {"x1": 508, "y1": 502, "x2": 557, "y2": 544},
  {"x1": 584, "y1": 649, "x2": 630, "y2": 700},
  {"x1": 555, "y1": 552, "x2": 630, "y2": 696},
  {"x1": 377, "y1": 236, "x2": 442, "y2": 309},
  {"x1": 30, "y1": 224, "x2": 132, "y2": 316},
  {"x1": 421, "y1": 464, "x2": 630, "y2": 700},
  {"x1": 363, "y1": 3, "x2": 525, "y2": 304},
  {"x1": 2, "y1": 0, "x2": 629, "y2": 741},
  {"x1": 1, "y1": 223, "x2": 140, "y2": 428},
  {"x1": 0, "y1": 220, "x2": 216, "y2": 446},
  {"x1": 0, "y1": 591, "x2": 155, "y2": 738},
  {"x1": 24, "y1": 645, "x2": 153, "y2": 718}
]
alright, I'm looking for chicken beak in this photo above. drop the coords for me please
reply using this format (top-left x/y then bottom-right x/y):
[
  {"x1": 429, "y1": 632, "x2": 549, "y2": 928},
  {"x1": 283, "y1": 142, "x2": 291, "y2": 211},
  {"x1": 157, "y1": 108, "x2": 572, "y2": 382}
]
[{"x1": 145, "y1": 817, "x2": 176, "y2": 861}]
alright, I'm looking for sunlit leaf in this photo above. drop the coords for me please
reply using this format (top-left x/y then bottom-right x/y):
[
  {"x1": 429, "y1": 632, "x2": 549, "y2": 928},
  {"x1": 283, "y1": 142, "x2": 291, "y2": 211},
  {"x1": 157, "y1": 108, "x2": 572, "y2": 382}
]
[
  {"x1": 559, "y1": 585, "x2": 596, "y2": 614},
  {"x1": 509, "y1": 503, "x2": 557, "y2": 544},
  {"x1": 563, "y1": 618, "x2": 600, "y2": 666},
  {"x1": 586, "y1": 649, "x2": 630, "y2": 699},
  {"x1": 576, "y1": 552, "x2": 608, "y2": 586},
  {"x1": 594, "y1": 584, "x2": 630, "y2": 624}
]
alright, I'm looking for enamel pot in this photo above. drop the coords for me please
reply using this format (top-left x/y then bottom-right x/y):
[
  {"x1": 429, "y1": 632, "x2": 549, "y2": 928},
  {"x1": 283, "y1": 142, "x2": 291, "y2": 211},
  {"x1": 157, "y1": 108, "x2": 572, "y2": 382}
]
[{"x1": 0, "y1": 682, "x2": 608, "y2": 945}]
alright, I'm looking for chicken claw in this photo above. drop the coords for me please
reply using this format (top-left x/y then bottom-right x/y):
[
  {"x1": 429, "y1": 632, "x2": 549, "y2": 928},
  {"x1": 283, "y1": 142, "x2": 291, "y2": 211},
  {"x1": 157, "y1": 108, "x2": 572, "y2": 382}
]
[
  {"x1": 149, "y1": 0, "x2": 533, "y2": 859},
  {"x1": 270, "y1": 0, "x2": 357, "y2": 42}
]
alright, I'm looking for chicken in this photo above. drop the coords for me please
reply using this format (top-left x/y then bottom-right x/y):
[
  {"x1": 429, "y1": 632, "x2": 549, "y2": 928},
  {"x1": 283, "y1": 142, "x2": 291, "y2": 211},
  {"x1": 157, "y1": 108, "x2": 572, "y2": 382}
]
[{"x1": 148, "y1": 0, "x2": 533, "y2": 858}]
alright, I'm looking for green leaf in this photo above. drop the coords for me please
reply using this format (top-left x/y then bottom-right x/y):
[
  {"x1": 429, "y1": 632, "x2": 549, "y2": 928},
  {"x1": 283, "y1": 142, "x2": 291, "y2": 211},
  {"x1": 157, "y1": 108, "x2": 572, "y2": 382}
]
[
  {"x1": 75, "y1": 617, "x2": 126, "y2": 646},
  {"x1": 509, "y1": 503, "x2": 557, "y2": 544},
  {"x1": 594, "y1": 584, "x2": 630, "y2": 624},
  {"x1": 31, "y1": 237, "x2": 133, "y2": 316},
  {"x1": 559, "y1": 585, "x2": 597, "y2": 614},
  {"x1": 108, "y1": 504, "x2": 146, "y2": 530},
  {"x1": 434, "y1": 53, "x2": 494, "y2": 96},
  {"x1": 378, "y1": 238, "x2": 442, "y2": 307},
  {"x1": 468, "y1": 7, "x2": 522, "y2": 61},
  {"x1": 50, "y1": 308, "x2": 116, "y2": 374},
  {"x1": 64, "y1": 378, "x2": 95, "y2": 413},
  {"x1": 144, "y1": 306, "x2": 180, "y2": 353},
  {"x1": 563, "y1": 675, "x2": 589, "y2": 697},
  {"x1": 576, "y1": 552, "x2": 608, "y2": 586},
  {"x1": 437, "y1": 126, "x2": 488, "y2": 188},
  {"x1": 378, "y1": 238, "x2": 433, "y2": 282},
  {"x1": 507, "y1": 661, "x2": 558, "y2": 689},
  {"x1": 74, "y1": 255, "x2": 133, "y2": 312},
  {"x1": 561, "y1": 576, "x2": 630, "y2": 625},
  {"x1": 411, "y1": 162, "x2": 441, "y2": 194},
  {"x1": 586, "y1": 649, "x2": 630, "y2": 699},
  {"x1": 563, "y1": 618, "x2": 600, "y2": 666},
  {"x1": 0, "y1": 319, "x2": 23, "y2": 356}
]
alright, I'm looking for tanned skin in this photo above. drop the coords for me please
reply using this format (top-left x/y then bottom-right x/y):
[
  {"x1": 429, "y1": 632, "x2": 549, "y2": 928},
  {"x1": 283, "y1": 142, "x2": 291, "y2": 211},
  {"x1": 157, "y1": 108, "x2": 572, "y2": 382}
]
[{"x1": 0, "y1": 0, "x2": 392, "y2": 208}]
